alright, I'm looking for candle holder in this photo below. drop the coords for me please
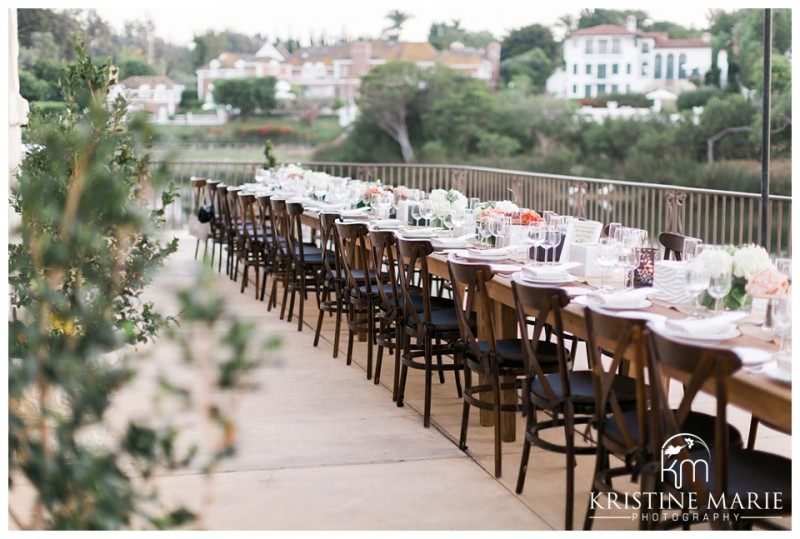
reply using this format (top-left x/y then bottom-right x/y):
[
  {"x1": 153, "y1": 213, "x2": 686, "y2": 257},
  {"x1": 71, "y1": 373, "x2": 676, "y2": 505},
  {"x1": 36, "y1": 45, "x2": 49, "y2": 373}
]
[{"x1": 634, "y1": 247, "x2": 657, "y2": 288}]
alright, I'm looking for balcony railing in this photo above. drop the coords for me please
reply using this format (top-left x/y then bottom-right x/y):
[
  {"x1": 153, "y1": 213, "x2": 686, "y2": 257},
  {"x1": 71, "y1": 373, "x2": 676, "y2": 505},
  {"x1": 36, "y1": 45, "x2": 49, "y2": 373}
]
[{"x1": 152, "y1": 160, "x2": 792, "y2": 254}]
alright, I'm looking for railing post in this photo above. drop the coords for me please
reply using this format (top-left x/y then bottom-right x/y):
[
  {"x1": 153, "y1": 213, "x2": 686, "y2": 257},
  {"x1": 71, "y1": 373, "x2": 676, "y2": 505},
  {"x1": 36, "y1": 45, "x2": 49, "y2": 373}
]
[
  {"x1": 356, "y1": 165, "x2": 378, "y2": 182},
  {"x1": 571, "y1": 181, "x2": 587, "y2": 219},
  {"x1": 664, "y1": 189, "x2": 686, "y2": 234},
  {"x1": 452, "y1": 169, "x2": 467, "y2": 194}
]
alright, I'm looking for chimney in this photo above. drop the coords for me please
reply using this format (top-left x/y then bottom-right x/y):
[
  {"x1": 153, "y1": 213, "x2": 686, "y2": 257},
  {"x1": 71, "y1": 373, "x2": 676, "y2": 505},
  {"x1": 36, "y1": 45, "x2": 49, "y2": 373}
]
[
  {"x1": 486, "y1": 41, "x2": 501, "y2": 89},
  {"x1": 626, "y1": 15, "x2": 637, "y2": 32},
  {"x1": 350, "y1": 41, "x2": 372, "y2": 78}
]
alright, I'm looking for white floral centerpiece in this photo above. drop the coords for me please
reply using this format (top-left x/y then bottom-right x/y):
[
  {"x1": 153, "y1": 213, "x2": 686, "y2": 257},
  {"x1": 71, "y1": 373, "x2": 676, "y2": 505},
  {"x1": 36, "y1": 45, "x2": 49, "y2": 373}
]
[
  {"x1": 429, "y1": 188, "x2": 467, "y2": 214},
  {"x1": 695, "y1": 244, "x2": 772, "y2": 310}
]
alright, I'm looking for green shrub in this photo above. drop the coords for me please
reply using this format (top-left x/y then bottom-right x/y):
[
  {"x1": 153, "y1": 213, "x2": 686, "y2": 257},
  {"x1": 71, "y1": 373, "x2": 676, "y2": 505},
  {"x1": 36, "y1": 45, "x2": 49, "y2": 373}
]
[{"x1": 677, "y1": 87, "x2": 725, "y2": 110}]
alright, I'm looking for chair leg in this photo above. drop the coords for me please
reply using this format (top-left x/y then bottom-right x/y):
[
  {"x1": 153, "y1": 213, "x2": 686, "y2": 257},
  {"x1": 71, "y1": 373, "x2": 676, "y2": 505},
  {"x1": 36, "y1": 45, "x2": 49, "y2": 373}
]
[
  {"x1": 365, "y1": 301, "x2": 374, "y2": 380},
  {"x1": 423, "y1": 336, "x2": 433, "y2": 428},
  {"x1": 240, "y1": 262, "x2": 249, "y2": 294},
  {"x1": 435, "y1": 337, "x2": 445, "y2": 384},
  {"x1": 392, "y1": 324, "x2": 403, "y2": 401},
  {"x1": 493, "y1": 375, "x2": 502, "y2": 478},
  {"x1": 516, "y1": 406, "x2": 536, "y2": 494},
  {"x1": 297, "y1": 269, "x2": 305, "y2": 332},
  {"x1": 259, "y1": 266, "x2": 268, "y2": 302},
  {"x1": 267, "y1": 274, "x2": 278, "y2": 312},
  {"x1": 194, "y1": 239, "x2": 200, "y2": 259},
  {"x1": 332, "y1": 294, "x2": 343, "y2": 359},
  {"x1": 313, "y1": 302, "x2": 326, "y2": 347},
  {"x1": 458, "y1": 370, "x2": 472, "y2": 450},
  {"x1": 374, "y1": 342, "x2": 383, "y2": 385},
  {"x1": 747, "y1": 416, "x2": 759, "y2": 450},
  {"x1": 280, "y1": 266, "x2": 291, "y2": 320},
  {"x1": 564, "y1": 403, "x2": 576, "y2": 531},
  {"x1": 583, "y1": 445, "x2": 605, "y2": 530}
]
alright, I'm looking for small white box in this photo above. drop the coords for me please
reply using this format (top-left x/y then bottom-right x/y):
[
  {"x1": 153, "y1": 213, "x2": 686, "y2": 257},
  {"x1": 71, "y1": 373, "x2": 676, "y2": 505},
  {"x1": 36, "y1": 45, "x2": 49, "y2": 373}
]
[{"x1": 568, "y1": 243, "x2": 599, "y2": 277}]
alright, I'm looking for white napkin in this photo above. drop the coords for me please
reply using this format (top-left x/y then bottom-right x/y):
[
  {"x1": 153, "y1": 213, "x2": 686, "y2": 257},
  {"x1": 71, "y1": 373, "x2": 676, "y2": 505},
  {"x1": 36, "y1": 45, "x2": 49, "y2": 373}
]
[
  {"x1": 431, "y1": 234, "x2": 472, "y2": 247},
  {"x1": 372, "y1": 219, "x2": 406, "y2": 230},
  {"x1": 468, "y1": 245, "x2": 521, "y2": 256},
  {"x1": 665, "y1": 312, "x2": 748, "y2": 336},
  {"x1": 340, "y1": 208, "x2": 369, "y2": 217},
  {"x1": 522, "y1": 262, "x2": 581, "y2": 279},
  {"x1": 587, "y1": 287, "x2": 652, "y2": 307},
  {"x1": 489, "y1": 264, "x2": 522, "y2": 274}
]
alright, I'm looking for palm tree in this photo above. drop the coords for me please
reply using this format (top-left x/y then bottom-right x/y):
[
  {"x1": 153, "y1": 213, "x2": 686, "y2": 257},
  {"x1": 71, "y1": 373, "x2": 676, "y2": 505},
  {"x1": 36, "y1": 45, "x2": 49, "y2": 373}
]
[{"x1": 382, "y1": 9, "x2": 413, "y2": 40}]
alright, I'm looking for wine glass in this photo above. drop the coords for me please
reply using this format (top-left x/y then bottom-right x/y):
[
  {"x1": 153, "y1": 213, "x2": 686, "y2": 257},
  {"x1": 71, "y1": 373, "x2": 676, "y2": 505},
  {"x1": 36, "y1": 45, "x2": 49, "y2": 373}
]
[
  {"x1": 440, "y1": 209, "x2": 454, "y2": 233},
  {"x1": 495, "y1": 216, "x2": 511, "y2": 248},
  {"x1": 540, "y1": 226, "x2": 558, "y2": 264},
  {"x1": 682, "y1": 238, "x2": 701, "y2": 262},
  {"x1": 469, "y1": 197, "x2": 480, "y2": 210},
  {"x1": 707, "y1": 268, "x2": 732, "y2": 314},
  {"x1": 379, "y1": 191, "x2": 394, "y2": 219},
  {"x1": 410, "y1": 204, "x2": 422, "y2": 227},
  {"x1": 617, "y1": 239, "x2": 641, "y2": 289},
  {"x1": 451, "y1": 208, "x2": 466, "y2": 234},
  {"x1": 478, "y1": 216, "x2": 494, "y2": 246},
  {"x1": 525, "y1": 222, "x2": 544, "y2": 265},
  {"x1": 419, "y1": 200, "x2": 435, "y2": 227},
  {"x1": 775, "y1": 257, "x2": 792, "y2": 286},
  {"x1": 685, "y1": 263, "x2": 711, "y2": 319},
  {"x1": 313, "y1": 180, "x2": 328, "y2": 202},
  {"x1": 772, "y1": 292, "x2": 792, "y2": 367},
  {"x1": 596, "y1": 238, "x2": 618, "y2": 292}
]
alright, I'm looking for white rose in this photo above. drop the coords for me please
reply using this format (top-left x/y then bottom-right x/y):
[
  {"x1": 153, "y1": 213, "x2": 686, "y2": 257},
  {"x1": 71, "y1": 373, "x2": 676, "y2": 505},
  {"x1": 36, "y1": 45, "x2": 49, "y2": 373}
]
[{"x1": 494, "y1": 200, "x2": 519, "y2": 214}]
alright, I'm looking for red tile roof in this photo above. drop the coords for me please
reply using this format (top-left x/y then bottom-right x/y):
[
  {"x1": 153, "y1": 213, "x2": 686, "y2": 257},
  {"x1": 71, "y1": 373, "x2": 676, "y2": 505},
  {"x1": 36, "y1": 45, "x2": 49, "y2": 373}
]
[
  {"x1": 568, "y1": 25, "x2": 633, "y2": 36},
  {"x1": 568, "y1": 25, "x2": 710, "y2": 49}
]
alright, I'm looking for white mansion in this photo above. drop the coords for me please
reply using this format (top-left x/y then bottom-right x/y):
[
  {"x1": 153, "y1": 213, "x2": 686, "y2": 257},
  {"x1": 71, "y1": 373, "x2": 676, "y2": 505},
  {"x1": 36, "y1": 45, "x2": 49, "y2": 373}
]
[{"x1": 547, "y1": 16, "x2": 720, "y2": 99}]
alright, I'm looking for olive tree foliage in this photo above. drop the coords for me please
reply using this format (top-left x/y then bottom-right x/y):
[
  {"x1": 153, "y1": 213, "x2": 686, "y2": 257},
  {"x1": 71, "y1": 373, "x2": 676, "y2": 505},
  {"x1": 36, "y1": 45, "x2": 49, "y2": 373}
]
[
  {"x1": 357, "y1": 61, "x2": 425, "y2": 162},
  {"x1": 213, "y1": 77, "x2": 277, "y2": 117},
  {"x1": 9, "y1": 43, "x2": 270, "y2": 530}
]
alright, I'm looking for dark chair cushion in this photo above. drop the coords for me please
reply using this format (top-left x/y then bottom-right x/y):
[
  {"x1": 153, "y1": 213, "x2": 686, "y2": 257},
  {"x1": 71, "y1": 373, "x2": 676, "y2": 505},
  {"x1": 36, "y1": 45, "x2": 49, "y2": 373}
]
[
  {"x1": 532, "y1": 370, "x2": 637, "y2": 406},
  {"x1": 602, "y1": 410, "x2": 744, "y2": 451},
  {"x1": 405, "y1": 308, "x2": 476, "y2": 332}
]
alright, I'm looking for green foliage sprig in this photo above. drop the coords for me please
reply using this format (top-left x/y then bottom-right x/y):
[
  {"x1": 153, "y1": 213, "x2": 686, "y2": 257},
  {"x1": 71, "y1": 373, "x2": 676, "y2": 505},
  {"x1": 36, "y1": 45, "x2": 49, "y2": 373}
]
[{"x1": 8, "y1": 41, "x2": 272, "y2": 531}]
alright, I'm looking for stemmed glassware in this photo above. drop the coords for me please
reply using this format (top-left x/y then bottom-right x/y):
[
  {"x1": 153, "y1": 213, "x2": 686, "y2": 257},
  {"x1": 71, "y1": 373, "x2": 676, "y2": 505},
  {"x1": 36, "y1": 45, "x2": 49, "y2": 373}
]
[
  {"x1": 685, "y1": 262, "x2": 711, "y2": 319},
  {"x1": 772, "y1": 292, "x2": 792, "y2": 366},
  {"x1": 682, "y1": 238, "x2": 700, "y2": 262},
  {"x1": 313, "y1": 179, "x2": 328, "y2": 203},
  {"x1": 541, "y1": 226, "x2": 559, "y2": 264},
  {"x1": 451, "y1": 208, "x2": 466, "y2": 235},
  {"x1": 495, "y1": 216, "x2": 511, "y2": 248},
  {"x1": 596, "y1": 237, "x2": 617, "y2": 292},
  {"x1": 419, "y1": 200, "x2": 435, "y2": 227},
  {"x1": 707, "y1": 267, "x2": 732, "y2": 314},
  {"x1": 617, "y1": 237, "x2": 641, "y2": 289},
  {"x1": 410, "y1": 204, "x2": 422, "y2": 227},
  {"x1": 478, "y1": 217, "x2": 494, "y2": 246},
  {"x1": 525, "y1": 222, "x2": 545, "y2": 265}
]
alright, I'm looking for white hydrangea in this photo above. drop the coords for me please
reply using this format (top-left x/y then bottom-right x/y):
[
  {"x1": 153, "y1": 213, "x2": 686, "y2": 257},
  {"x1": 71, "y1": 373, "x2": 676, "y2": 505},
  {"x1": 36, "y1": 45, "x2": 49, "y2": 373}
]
[
  {"x1": 429, "y1": 189, "x2": 467, "y2": 213},
  {"x1": 732, "y1": 244, "x2": 771, "y2": 279},
  {"x1": 494, "y1": 200, "x2": 520, "y2": 214},
  {"x1": 695, "y1": 248, "x2": 734, "y2": 278}
]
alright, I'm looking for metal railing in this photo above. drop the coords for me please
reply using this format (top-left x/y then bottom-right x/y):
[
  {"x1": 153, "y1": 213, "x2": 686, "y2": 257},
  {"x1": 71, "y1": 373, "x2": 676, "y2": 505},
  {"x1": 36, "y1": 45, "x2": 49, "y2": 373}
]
[{"x1": 152, "y1": 160, "x2": 792, "y2": 254}]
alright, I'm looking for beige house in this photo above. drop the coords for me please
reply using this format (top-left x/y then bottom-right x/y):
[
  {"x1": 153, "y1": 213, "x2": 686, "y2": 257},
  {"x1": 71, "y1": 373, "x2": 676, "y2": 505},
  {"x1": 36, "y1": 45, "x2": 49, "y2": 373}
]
[
  {"x1": 197, "y1": 39, "x2": 501, "y2": 105},
  {"x1": 120, "y1": 75, "x2": 186, "y2": 119}
]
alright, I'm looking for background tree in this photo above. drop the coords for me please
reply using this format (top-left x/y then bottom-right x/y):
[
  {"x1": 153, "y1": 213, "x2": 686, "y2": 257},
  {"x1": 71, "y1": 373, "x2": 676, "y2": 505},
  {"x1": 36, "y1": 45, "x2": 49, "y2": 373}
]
[
  {"x1": 576, "y1": 8, "x2": 649, "y2": 29},
  {"x1": 500, "y1": 24, "x2": 558, "y2": 61},
  {"x1": 382, "y1": 9, "x2": 413, "y2": 40},
  {"x1": 357, "y1": 62, "x2": 425, "y2": 162},
  {"x1": 115, "y1": 55, "x2": 157, "y2": 79},
  {"x1": 499, "y1": 48, "x2": 554, "y2": 93},
  {"x1": 190, "y1": 30, "x2": 263, "y2": 69},
  {"x1": 213, "y1": 77, "x2": 277, "y2": 118},
  {"x1": 428, "y1": 19, "x2": 495, "y2": 50}
]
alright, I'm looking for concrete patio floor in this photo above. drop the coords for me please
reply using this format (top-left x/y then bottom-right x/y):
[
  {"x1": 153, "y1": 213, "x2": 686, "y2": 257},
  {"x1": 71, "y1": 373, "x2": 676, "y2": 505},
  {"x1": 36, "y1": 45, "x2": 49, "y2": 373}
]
[{"x1": 9, "y1": 232, "x2": 792, "y2": 531}]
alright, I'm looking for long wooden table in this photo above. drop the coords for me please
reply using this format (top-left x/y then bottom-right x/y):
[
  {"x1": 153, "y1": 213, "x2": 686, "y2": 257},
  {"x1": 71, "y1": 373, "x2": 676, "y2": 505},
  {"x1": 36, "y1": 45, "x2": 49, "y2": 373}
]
[{"x1": 297, "y1": 208, "x2": 792, "y2": 435}]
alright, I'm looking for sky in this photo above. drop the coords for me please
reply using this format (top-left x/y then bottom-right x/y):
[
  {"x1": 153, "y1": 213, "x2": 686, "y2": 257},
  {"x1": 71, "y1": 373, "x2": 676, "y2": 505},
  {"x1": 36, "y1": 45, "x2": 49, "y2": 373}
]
[{"x1": 12, "y1": 0, "x2": 786, "y2": 48}]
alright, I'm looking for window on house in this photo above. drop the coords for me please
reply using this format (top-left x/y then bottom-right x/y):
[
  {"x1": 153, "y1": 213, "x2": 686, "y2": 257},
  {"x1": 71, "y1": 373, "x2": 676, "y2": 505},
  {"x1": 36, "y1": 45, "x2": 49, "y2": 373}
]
[
  {"x1": 641, "y1": 62, "x2": 649, "y2": 76},
  {"x1": 597, "y1": 84, "x2": 607, "y2": 95},
  {"x1": 612, "y1": 38, "x2": 621, "y2": 53},
  {"x1": 678, "y1": 54, "x2": 687, "y2": 79},
  {"x1": 585, "y1": 39, "x2": 593, "y2": 54},
  {"x1": 626, "y1": 84, "x2": 631, "y2": 92},
  {"x1": 572, "y1": 84, "x2": 578, "y2": 95},
  {"x1": 573, "y1": 64, "x2": 578, "y2": 75},
  {"x1": 666, "y1": 54, "x2": 675, "y2": 79},
  {"x1": 586, "y1": 64, "x2": 592, "y2": 75},
  {"x1": 654, "y1": 54, "x2": 662, "y2": 78},
  {"x1": 626, "y1": 63, "x2": 632, "y2": 75},
  {"x1": 611, "y1": 84, "x2": 618, "y2": 93},
  {"x1": 598, "y1": 39, "x2": 608, "y2": 53},
  {"x1": 612, "y1": 64, "x2": 619, "y2": 75},
  {"x1": 585, "y1": 85, "x2": 592, "y2": 98},
  {"x1": 598, "y1": 64, "x2": 606, "y2": 79},
  {"x1": 642, "y1": 41, "x2": 650, "y2": 53}
]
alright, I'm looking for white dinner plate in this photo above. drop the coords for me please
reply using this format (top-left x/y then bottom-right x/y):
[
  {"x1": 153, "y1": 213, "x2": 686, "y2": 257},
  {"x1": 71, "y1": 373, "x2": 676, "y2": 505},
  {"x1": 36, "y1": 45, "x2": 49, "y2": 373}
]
[
  {"x1": 658, "y1": 326, "x2": 741, "y2": 342},
  {"x1": 761, "y1": 361, "x2": 791, "y2": 383},
  {"x1": 733, "y1": 346, "x2": 773, "y2": 368},
  {"x1": 574, "y1": 295, "x2": 652, "y2": 310},
  {"x1": 514, "y1": 272, "x2": 578, "y2": 285},
  {"x1": 401, "y1": 229, "x2": 438, "y2": 238},
  {"x1": 456, "y1": 252, "x2": 511, "y2": 262}
]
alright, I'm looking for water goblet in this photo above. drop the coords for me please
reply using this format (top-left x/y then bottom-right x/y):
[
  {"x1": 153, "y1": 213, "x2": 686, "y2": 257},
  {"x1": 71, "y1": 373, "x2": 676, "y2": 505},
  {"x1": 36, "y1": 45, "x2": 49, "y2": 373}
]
[
  {"x1": 478, "y1": 217, "x2": 493, "y2": 246},
  {"x1": 419, "y1": 199, "x2": 435, "y2": 227},
  {"x1": 410, "y1": 204, "x2": 422, "y2": 227},
  {"x1": 707, "y1": 268, "x2": 732, "y2": 314},
  {"x1": 772, "y1": 292, "x2": 792, "y2": 367},
  {"x1": 451, "y1": 208, "x2": 466, "y2": 234},
  {"x1": 685, "y1": 263, "x2": 711, "y2": 319},
  {"x1": 682, "y1": 238, "x2": 700, "y2": 262},
  {"x1": 596, "y1": 237, "x2": 618, "y2": 292},
  {"x1": 525, "y1": 222, "x2": 544, "y2": 265}
]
